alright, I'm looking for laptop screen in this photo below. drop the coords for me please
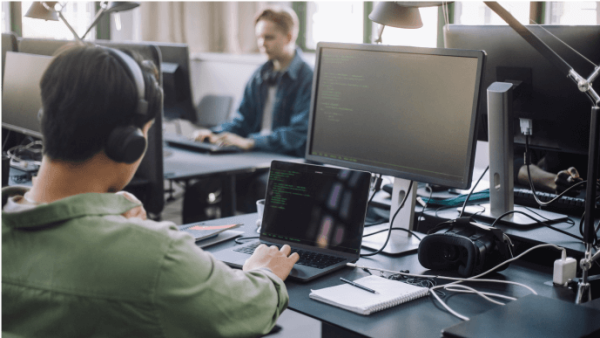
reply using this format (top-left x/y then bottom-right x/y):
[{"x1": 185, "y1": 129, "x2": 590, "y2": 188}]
[{"x1": 261, "y1": 161, "x2": 371, "y2": 255}]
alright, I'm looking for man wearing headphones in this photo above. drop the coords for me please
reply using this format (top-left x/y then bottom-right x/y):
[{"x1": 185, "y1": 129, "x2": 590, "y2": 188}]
[{"x1": 2, "y1": 44, "x2": 299, "y2": 337}]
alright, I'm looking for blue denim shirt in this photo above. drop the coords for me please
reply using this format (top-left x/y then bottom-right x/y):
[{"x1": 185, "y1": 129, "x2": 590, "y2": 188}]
[{"x1": 214, "y1": 48, "x2": 314, "y2": 157}]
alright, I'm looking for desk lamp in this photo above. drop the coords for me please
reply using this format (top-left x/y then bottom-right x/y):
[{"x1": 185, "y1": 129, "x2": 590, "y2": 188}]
[
  {"x1": 484, "y1": 1, "x2": 600, "y2": 305},
  {"x1": 25, "y1": 2, "x2": 139, "y2": 41},
  {"x1": 369, "y1": 2, "x2": 452, "y2": 44}
]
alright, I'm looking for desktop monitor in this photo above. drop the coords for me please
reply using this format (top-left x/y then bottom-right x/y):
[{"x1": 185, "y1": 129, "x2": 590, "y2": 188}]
[
  {"x1": 2, "y1": 52, "x2": 51, "y2": 139},
  {"x1": 305, "y1": 42, "x2": 485, "y2": 254},
  {"x1": 155, "y1": 42, "x2": 197, "y2": 122},
  {"x1": 445, "y1": 25, "x2": 600, "y2": 156}
]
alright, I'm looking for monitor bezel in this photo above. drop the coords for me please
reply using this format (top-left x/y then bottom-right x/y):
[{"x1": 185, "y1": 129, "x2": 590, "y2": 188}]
[{"x1": 305, "y1": 42, "x2": 486, "y2": 190}]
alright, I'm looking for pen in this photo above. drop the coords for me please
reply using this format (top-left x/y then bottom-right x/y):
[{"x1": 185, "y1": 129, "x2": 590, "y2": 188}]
[{"x1": 340, "y1": 277, "x2": 377, "y2": 294}]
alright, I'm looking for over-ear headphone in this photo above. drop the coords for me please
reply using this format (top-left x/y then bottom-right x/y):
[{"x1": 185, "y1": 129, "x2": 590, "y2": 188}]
[{"x1": 103, "y1": 47, "x2": 149, "y2": 164}]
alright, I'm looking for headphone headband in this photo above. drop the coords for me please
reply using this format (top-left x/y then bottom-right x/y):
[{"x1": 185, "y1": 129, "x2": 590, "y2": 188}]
[{"x1": 105, "y1": 47, "x2": 148, "y2": 116}]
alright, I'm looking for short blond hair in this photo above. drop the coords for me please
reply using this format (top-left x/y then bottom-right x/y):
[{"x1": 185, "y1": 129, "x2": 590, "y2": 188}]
[{"x1": 255, "y1": 7, "x2": 299, "y2": 42}]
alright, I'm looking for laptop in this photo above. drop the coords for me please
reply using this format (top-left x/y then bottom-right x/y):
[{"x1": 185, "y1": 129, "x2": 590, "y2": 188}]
[
  {"x1": 163, "y1": 132, "x2": 241, "y2": 154},
  {"x1": 213, "y1": 160, "x2": 372, "y2": 282}
]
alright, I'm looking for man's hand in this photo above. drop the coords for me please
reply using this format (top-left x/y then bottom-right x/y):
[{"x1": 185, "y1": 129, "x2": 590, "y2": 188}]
[
  {"x1": 116, "y1": 191, "x2": 147, "y2": 220},
  {"x1": 555, "y1": 167, "x2": 584, "y2": 195},
  {"x1": 243, "y1": 244, "x2": 300, "y2": 281},
  {"x1": 213, "y1": 132, "x2": 255, "y2": 150},
  {"x1": 192, "y1": 129, "x2": 215, "y2": 142}
]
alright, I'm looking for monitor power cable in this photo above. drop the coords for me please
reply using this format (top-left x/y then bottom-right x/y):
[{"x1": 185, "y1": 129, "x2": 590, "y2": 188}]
[
  {"x1": 524, "y1": 135, "x2": 588, "y2": 206},
  {"x1": 459, "y1": 165, "x2": 490, "y2": 217},
  {"x1": 360, "y1": 181, "x2": 413, "y2": 257}
]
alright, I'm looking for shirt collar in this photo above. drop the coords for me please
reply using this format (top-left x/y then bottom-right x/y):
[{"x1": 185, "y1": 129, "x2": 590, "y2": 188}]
[
  {"x1": 2, "y1": 187, "x2": 139, "y2": 230},
  {"x1": 258, "y1": 47, "x2": 304, "y2": 84}
]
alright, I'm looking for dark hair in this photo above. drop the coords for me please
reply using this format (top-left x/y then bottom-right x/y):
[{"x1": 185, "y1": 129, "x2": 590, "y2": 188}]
[
  {"x1": 254, "y1": 7, "x2": 299, "y2": 41},
  {"x1": 39, "y1": 44, "x2": 162, "y2": 162}
]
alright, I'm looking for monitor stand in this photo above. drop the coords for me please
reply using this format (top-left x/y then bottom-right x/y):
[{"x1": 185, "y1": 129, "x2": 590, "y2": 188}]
[{"x1": 361, "y1": 177, "x2": 423, "y2": 255}]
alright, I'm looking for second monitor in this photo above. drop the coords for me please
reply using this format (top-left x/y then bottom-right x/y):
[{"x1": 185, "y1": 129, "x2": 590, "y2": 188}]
[{"x1": 306, "y1": 42, "x2": 485, "y2": 254}]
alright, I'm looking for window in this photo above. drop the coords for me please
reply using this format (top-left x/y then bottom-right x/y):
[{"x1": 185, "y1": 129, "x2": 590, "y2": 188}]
[
  {"x1": 2, "y1": 2, "x2": 10, "y2": 33},
  {"x1": 305, "y1": 2, "x2": 364, "y2": 50},
  {"x1": 21, "y1": 1, "x2": 96, "y2": 40},
  {"x1": 546, "y1": 1, "x2": 598, "y2": 24},
  {"x1": 454, "y1": 1, "x2": 531, "y2": 25}
]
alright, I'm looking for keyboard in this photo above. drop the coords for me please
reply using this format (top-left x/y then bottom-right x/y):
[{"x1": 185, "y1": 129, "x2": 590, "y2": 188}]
[
  {"x1": 163, "y1": 133, "x2": 241, "y2": 154},
  {"x1": 234, "y1": 242, "x2": 345, "y2": 269},
  {"x1": 513, "y1": 188, "x2": 597, "y2": 216}
]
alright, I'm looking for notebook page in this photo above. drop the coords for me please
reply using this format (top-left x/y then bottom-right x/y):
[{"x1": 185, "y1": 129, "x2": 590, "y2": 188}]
[{"x1": 309, "y1": 275, "x2": 428, "y2": 315}]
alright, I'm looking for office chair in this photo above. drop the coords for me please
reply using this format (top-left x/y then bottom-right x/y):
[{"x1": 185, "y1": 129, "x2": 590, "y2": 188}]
[{"x1": 195, "y1": 95, "x2": 233, "y2": 128}]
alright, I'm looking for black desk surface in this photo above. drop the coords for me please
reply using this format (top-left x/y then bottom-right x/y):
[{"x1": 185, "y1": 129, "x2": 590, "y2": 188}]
[
  {"x1": 372, "y1": 187, "x2": 590, "y2": 255},
  {"x1": 198, "y1": 213, "x2": 592, "y2": 338},
  {"x1": 163, "y1": 145, "x2": 299, "y2": 181}
]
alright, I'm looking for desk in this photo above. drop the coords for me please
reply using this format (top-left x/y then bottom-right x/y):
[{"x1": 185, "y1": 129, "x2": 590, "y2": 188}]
[
  {"x1": 372, "y1": 186, "x2": 590, "y2": 255},
  {"x1": 163, "y1": 145, "x2": 299, "y2": 216},
  {"x1": 199, "y1": 213, "x2": 592, "y2": 338}
]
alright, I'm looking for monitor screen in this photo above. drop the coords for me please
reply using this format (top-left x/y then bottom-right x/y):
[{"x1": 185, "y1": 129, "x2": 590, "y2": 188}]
[
  {"x1": 2, "y1": 52, "x2": 53, "y2": 139},
  {"x1": 306, "y1": 43, "x2": 485, "y2": 189},
  {"x1": 445, "y1": 25, "x2": 600, "y2": 155}
]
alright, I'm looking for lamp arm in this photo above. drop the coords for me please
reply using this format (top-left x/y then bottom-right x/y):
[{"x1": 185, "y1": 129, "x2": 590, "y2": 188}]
[
  {"x1": 81, "y1": 2, "x2": 108, "y2": 40},
  {"x1": 43, "y1": 2, "x2": 82, "y2": 42},
  {"x1": 57, "y1": 11, "x2": 82, "y2": 42},
  {"x1": 483, "y1": 2, "x2": 571, "y2": 76}
]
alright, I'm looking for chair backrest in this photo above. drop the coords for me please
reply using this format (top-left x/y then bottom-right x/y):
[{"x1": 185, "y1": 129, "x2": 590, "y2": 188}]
[{"x1": 195, "y1": 95, "x2": 233, "y2": 128}]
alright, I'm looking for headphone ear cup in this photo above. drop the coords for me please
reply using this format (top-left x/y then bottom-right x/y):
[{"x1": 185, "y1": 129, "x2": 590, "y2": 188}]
[{"x1": 105, "y1": 125, "x2": 146, "y2": 164}]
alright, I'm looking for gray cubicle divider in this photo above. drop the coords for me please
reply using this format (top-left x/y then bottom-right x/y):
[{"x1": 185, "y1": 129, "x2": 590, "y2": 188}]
[
  {"x1": 18, "y1": 38, "x2": 165, "y2": 216},
  {"x1": 1, "y1": 32, "x2": 19, "y2": 86}
]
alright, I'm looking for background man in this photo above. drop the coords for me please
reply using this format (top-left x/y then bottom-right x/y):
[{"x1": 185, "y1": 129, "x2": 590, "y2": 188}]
[
  {"x1": 2, "y1": 44, "x2": 299, "y2": 337},
  {"x1": 184, "y1": 7, "x2": 314, "y2": 222}
]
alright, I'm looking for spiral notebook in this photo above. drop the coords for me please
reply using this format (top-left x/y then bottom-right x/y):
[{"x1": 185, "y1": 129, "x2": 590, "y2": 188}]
[{"x1": 309, "y1": 275, "x2": 429, "y2": 315}]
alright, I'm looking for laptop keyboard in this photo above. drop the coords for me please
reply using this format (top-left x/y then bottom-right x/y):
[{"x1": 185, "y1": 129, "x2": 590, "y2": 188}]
[{"x1": 233, "y1": 241, "x2": 346, "y2": 269}]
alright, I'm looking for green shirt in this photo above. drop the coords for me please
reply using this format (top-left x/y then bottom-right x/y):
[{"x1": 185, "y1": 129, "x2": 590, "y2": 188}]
[{"x1": 2, "y1": 186, "x2": 288, "y2": 337}]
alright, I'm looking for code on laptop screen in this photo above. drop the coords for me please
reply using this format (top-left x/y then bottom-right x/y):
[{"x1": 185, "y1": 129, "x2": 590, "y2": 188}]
[{"x1": 261, "y1": 161, "x2": 371, "y2": 254}]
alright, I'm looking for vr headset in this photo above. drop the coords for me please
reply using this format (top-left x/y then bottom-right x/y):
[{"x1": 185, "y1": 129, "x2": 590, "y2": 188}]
[{"x1": 418, "y1": 217, "x2": 513, "y2": 277}]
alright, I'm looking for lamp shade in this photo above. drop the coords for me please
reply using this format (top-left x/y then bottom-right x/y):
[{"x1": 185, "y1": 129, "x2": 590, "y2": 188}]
[
  {"x1": 25, "y1": 2, "x2": 59, "y2": 21},
  {"x1": 368, "y1": 2, "x2": 423, "y2": 29},
  {"x1": 105, "y1": 2, "x2": 140, "y2": 14}
]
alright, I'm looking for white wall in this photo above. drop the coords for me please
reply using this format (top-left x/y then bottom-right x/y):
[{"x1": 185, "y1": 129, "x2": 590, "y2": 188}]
[{"x1": 189, "y1": 52, "x2": 316, "y2": 119}]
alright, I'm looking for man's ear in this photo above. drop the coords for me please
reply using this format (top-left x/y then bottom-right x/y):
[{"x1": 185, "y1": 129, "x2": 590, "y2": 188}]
[{"x1": 286, "y1": 32, "x2": 293, "y2": 45}]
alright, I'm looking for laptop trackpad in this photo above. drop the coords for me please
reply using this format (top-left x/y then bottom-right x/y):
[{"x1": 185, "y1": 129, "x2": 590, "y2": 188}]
[{"x1": 289, "y1": 266, "x2": 311, "y2": 279}]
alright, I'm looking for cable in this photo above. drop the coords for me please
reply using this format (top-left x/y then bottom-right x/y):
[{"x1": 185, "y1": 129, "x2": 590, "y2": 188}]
[
  {"x1": 489, "y1": 209, "x2": 584, "y2": 242},
  {"x1": 459, "y1": 165, "x2": 489, "y2": 217},
  {"x1": 528, "y1": 19, "x2": 598, "y2": 68},
  {"x1": 367, "y1": 173, "x2": 383, "y2": 206},
  {"x1": 524, "y1": 135, "x2": 588, "y2": 206},
  {"x1": 234, "y1": 236, "x2": 259, "y2": 245},
  {"x1": 416, "y1": 185, "x2": 433, "y2": 231},
  {"x1": 360, "y1": 181, "x2": 413, "y2": 257},
  {"x1": 350, "y1": 243, "x2": 566, "y2": 321}
]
